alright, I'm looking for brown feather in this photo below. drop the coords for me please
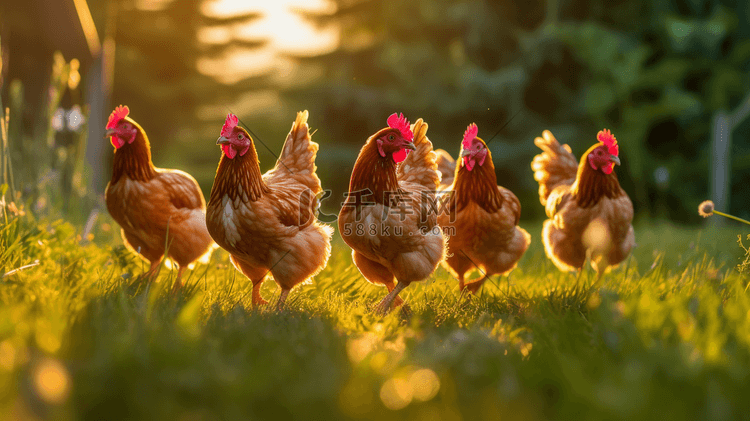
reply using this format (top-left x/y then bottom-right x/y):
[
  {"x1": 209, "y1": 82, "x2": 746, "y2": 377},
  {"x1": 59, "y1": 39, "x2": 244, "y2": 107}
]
[
  {"x1": 347, "y1": 129, "x2": 401, "y2": 207},
  {"x1": 208, "y1": 140, "x2": 270, "y2": 205},
  {"x1": 110, "y1": 117, "x2": 157, "y2": 184},
  {"x1": 445, "y1": 139, "x2": 503, "y2": 214},
  {"x1": 571, "y1": 144, "x2": 625, "y2": 208}
]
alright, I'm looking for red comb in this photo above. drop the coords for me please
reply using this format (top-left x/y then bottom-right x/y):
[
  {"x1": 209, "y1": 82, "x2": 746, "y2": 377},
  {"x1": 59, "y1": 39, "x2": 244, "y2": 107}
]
[
  {"x1": 106, "y1": 105, "x2": 129, "y2": 129},
  {"x1": 221, "y1": 113, "x2": 239, "y2": 137},
  {"x1": 387, "y1": 113, "x2": 413, "y2": 142},
  {"x1": 462, "y1": 123, "x2": 478, "y2": 149},
  {"x1": 597, "y1": 128, "x2": 619, "y2": 157}
]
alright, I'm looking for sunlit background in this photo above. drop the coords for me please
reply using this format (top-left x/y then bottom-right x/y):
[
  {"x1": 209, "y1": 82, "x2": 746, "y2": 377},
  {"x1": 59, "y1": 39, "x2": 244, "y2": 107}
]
[
  {"x1": 2, "y1": 0, "x2": 750, "y2": 221},
  {"x1": 2, "y1": 2, "x2": 750, "y2": 419}
]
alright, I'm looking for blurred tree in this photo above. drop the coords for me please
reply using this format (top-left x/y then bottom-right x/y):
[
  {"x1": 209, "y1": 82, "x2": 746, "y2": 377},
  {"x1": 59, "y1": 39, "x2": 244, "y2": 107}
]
[
  {"x1": 110, "y1": 0, "x2": 268, "y2": 186},
  {"x1": 288, "y1": 0, "x2": 750, "y2": 221},
  {"x1": 557, "y1": 0, "x2": 750, "y2": 222}
]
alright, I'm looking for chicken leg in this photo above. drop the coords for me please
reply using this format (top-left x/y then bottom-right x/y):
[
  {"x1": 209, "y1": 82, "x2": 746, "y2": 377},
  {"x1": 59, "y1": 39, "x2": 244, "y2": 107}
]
[
  {"x1": 252, "y1": 280, "x2": 268, "y2": 307},
  {"x1": 277, "y1": 288, "x2": 290, "y2": 311},
  {"x1": 376, "y1": 281, "x2": 407, "y2": 315},
  {"x1": 459, "y1": 274, "x2": 489, "y2": 294},
  {"x1": 385, "y1": 281, "x2": 411, "y2": 313},
  {"x1": 170, "y1": 265, "x2": 187, "y2": 295},
  {"x1": 144, "y1": 260, "x2": 161, "y2": 281}
]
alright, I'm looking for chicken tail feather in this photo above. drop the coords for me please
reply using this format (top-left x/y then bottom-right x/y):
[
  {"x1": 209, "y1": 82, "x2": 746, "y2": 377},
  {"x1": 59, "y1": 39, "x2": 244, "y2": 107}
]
[
  {"x1": 272, "y1": 110, "x2": 322, "y2": 193},
  {"x1": 531, "y1": 130, "x2": 579, "y2": 206},
  {"x1": 396, "y1": 118, "x2": 440, "y2": 190}
]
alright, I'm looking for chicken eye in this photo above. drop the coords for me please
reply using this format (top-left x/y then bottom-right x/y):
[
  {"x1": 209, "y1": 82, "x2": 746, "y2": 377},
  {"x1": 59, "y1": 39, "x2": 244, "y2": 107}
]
[
  {"x1": 388, "y1": 134, "x2": 395, "y2": 141},
  {"x1": 238, "y1": 134, "x2": 244, "y2": 140},
  {"x1": 476, "y1": 144, "x2": 481, "y2": 149}
]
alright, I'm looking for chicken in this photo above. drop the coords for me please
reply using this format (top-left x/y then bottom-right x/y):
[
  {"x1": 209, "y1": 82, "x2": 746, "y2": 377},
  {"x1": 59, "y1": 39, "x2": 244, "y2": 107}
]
[
  {"x1": 104, "y1": 105, "x2": 214, "y2": 290},
  {"x1": 531, "y1": 129, "x2": 634, "y2": 278},
  {"x1": 206, "y1": 111, "x2": 333, "y2": 309},
  {"x1": 435, "y1": 123, "x2": 530, "y2": 293},
  {"x1": 435, "y1": 148, "x2": 456, "y2": 188},
  {"x1": 338, "y1": 113, "x2": 445, "y2": 313}
]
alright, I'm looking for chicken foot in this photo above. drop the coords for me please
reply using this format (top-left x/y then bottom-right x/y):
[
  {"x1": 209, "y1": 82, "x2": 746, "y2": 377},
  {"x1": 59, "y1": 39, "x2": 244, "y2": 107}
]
[
  {"x1": 252, "y1": 280, "x2": 269, "y2": 307},
  {"x1": 136, "y1": 260, "x2": 162, "y2": 286},
  {"x1": 170, "y1": 266, "x2": 187, "y2": 295},
  {"x1": 277, "y1": 288, "x2": 290, "y2": 311},
  {"x1": 384, "y1": 281, "x2": 411, "y2": 313},
  {"x1": 376, "y1": 281, "x2": 408, "y2": 315}
]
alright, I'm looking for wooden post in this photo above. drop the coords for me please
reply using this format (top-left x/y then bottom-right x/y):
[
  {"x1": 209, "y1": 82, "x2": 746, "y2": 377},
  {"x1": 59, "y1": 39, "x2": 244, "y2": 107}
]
[
  {"x1": 710, "y1": 90, "x2": 750, "y2": 224},
  {"x1": 84, "y1": 0, "x2": 116, "y2": 197},
  {"x1": 710, "y1": 111, "x2": 730, "y2": 225}
]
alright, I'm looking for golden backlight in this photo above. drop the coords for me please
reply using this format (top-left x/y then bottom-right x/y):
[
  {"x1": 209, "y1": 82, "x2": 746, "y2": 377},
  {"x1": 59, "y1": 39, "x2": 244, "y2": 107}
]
[{"x1": 198, "y1": 0, "x2": 338, "y2": 84}]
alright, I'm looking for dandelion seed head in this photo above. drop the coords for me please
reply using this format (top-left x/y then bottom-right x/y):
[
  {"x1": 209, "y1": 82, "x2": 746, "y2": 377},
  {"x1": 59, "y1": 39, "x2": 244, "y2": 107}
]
[{"x1": 699, "y1": 200, "x2": 714, "y2": 218}]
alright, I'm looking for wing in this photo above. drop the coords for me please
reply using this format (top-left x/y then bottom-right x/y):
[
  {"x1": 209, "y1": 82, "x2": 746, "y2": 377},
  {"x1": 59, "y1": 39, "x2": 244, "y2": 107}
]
[
  {"x1": 545, "y1": 185, "x2": 573, "y2": 219},
  {"x1": 531, "y1": 130, "x2": 579, "y2": 206},
  {"x1": 156, "y1": 169, "x2": 206, "y2": 210},
  {"x1": 396, "y1": 118, "x2": 440, "y2": 190},
  {"x1": 264, "y1": 111, "x2": 322, "y2": 194},
  {"x1": 498, "y1": 186, "x2": 522, "y2": 226},
  {"x1": 269, "y1": 180, "x2": 318, "y2": 229}
]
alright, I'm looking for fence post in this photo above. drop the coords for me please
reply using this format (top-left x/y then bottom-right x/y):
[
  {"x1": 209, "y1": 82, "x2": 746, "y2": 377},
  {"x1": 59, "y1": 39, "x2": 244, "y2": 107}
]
[
  {"x1": 710, "y1": 90, "x2": 750, "y2": 225},
  {"x1": 710, "y1": 111, "x2": 730, "y2": 225}
]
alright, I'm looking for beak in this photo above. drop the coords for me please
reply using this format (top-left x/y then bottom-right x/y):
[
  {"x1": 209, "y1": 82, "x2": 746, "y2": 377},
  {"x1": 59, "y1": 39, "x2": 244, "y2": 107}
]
[
  {"x1": 460, "y1": 149, "x2": 471, "y2": 158},
  {"x1": 104, "y1": 128, "x2": 116, "y2": 138},
  {"x1": 216, "y1": 136, "x2": 230, "y2": 145},
  {"x1": 403, "y1": 142, "x2": 416, "y2": 151},
  {"x1": 610, "y1": 155, "x2": 621, "y2": 166}
]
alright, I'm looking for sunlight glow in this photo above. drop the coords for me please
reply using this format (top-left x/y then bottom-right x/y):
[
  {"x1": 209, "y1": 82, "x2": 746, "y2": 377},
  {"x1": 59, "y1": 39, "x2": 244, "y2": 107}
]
[
  {"x1": 135, "y1": 0, "x2": 173, "y2": 11},
  {"x1": 198, "y1": 0, "x2": 338, "y2": 84},
  {"x1": 197, "y1": 89, "x2": 282, "y2": 121},
  {"x1": 196, "y1": 47, "x2": 275, "y2": 82}
]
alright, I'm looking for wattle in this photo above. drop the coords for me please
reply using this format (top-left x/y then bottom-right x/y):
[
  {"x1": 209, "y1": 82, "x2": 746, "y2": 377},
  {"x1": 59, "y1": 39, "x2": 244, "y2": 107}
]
[
  {"x1": 463, "y1": 156, "x2": 475, "y2": 171},
  {"x1": 111, "y1": 136, "x2": 125, "y2": 149},
  {"x1": 393, "y1": 148, "x2": 409, "y2": 163},
  {"x1": 222, "y1": 144, "x2": 237, "y2": 159}
]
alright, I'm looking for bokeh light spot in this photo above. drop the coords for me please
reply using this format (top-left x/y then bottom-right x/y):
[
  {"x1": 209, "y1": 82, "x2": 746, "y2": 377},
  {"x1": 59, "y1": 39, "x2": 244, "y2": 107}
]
[
  {"x1": 380, "y1": 377, "x2": 412, "y2": 410},
  {"x1": 409, "y1": 369, "x2": 441, "y2": 402},
  {"x1": 34, "y1": 358, "x2": 70, "y2": 404}
]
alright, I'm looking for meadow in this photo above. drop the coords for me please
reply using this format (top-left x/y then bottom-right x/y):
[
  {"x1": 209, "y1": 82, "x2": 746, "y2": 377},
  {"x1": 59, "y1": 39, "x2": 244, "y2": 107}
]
[{"x1": 1, "y1": 202, "x2": 749, "y2": 421}]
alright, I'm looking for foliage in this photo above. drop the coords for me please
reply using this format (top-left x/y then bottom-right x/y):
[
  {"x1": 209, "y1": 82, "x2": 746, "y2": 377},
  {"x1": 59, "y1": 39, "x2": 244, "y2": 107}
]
[
  {"x1": 738, "y1": 234, "x2": 750, "y2": 276},
  {"x1": 112, "y1": 0, "x2": 268, "y2": 159},
  {"x1": 0, "y1": 199, "x2": 749, "y2": 419},
  {"x1": 289, "y1": 0, "x2": 750, "y2": 220},
  {"x1": 1, "y1": 53, "x2": 92, "y2": 219}
]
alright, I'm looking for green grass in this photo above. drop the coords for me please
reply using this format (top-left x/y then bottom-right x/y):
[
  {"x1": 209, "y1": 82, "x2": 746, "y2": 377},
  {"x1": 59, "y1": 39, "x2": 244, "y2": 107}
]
[{"x1": 0, "y1": 207, "x2": 749, "y2": 421}]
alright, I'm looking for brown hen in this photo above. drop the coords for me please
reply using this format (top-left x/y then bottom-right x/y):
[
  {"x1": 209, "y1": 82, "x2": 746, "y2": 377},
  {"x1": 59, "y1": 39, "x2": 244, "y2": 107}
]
[
  {"x1": 436, "y1": 123, "x2": 530, "y2": 293},
  {"x1": 206, "y1": 111, "x2": 332, "y2": 309},
  {"x1": 104, "y1": 106, "x2": 214, "y2": 290},
  {"x1": 531, "y1": 129, "x2": 634, "y2": 278},
  {"x1": 338, "y1": 114, "x2": 445, "y2": 314}
]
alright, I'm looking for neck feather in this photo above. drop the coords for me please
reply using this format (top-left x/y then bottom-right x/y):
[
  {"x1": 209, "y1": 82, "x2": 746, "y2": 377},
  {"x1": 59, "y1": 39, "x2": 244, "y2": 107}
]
[
  {"x1": 111, "y1": 128, "x2": 157, "y2": 183},
  {"x1": 448, "y1": 151, "x2": 503, "y2": 213},
  {"x1": 347, "y1": 137, "x2": 400, "y2": 206},
  {"x1": 571, "y1": 144, "x2": 624, "y2": 207},
  {"x1": 209, "y1": 144, "x2": 269, "y2": 204}
]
